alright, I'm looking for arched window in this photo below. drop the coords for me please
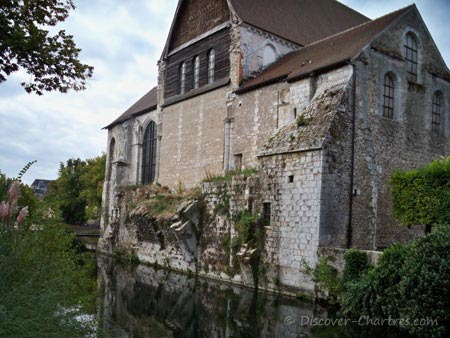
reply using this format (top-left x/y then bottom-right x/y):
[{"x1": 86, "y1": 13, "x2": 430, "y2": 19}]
[
  {"x1": 179, "y1": 62, "x2": 186, "y2": 94},
  {"x1": 404, "y1": 33, "x2": 418, "y2": 82},
  {"x1": 383, "y1": 73, "x2": 395, "y2": 119},
  {"x1": 107, "y1": 138, "x2": 115, "y2": 181},
  {"x1": 262, "y1": 44, "x2": 277, "y2": 67},
  {"x1": 193, "y1": 56, "x2": 200, "y2": 89},
  {"x1": 432, "y1": 91, "x2": 443, "y2": 133},
  {"x1": 207, "y1": 49, "x2": 215, "y2": 84},
  {"x1": 142, "y1": 121, "x2": 157, "y2": 185}
]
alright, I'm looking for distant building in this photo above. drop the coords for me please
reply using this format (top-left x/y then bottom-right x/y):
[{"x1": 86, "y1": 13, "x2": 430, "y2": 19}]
[{"x1": 30, "y1": 179, "x2": 52, "y2": 198}]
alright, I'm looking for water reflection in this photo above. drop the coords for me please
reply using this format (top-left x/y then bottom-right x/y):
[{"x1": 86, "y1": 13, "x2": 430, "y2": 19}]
[{"x1": 97, "y1": 256, "x2": 412, "y2": 338}]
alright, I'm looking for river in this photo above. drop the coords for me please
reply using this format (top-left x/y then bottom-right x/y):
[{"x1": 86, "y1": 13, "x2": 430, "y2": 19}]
[{"x1": 95, "y1": 255, "x2": 413, "y2": 338}]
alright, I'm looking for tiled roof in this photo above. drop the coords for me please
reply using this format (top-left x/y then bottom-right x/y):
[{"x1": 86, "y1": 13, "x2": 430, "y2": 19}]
[
  {"x1": 230, "y1": 0, "x2": 369, "y2": 46},
  {"x1": 105, "y1": 87, "x2": 157, "y2": 129},
  {"x1": 238, "y1": 6, "x2": 414, "y2": 94}
]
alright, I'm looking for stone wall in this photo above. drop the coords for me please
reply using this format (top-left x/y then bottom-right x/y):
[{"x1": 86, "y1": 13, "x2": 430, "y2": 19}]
[
  {"x1": 350, "y1": 9, "x2": 450, "y2": 249},
  {"x1": 158, "y1": 86, "x2": 230, "y2": 187}
]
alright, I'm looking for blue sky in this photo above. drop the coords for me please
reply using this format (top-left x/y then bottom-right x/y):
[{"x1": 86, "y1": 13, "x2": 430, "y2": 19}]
[{"x1": 0, "y1": 0, "x2": 449, "y2": 185}]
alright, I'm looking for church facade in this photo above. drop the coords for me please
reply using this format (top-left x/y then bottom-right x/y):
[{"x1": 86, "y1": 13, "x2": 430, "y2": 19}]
[{"x1": 101, "y1": 0, "x2": 450, "y2": 293}]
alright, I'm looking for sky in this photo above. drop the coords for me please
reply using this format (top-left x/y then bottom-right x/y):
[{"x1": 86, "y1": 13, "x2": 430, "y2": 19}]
[{"x1": 0, "y1": 0, "x2": 449, "y2": 185}]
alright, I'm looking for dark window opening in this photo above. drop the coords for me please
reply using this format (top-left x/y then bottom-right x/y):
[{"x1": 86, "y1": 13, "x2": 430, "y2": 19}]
[
  {"x1": 142, "y1": 121, "x2": 157, "y2": 185},
  {"x1": 383, "y1": 73, "x2": 394, "y2": 119},
  {"x1": 293, "y1": 107, "x2": 297, "y2": 120},
  {"x1": 263, "y1": 202, "x2": 271, "y2": 225},
  {"x1": 107, "y1": 138, "x2": 115, "y2": 181},
  {"x1": 288, "y1": 175, "x2": 294, "y2": 183},
  {"x1": 432, "y1": 91, "x2": 443, "y2": 133},
  {"x1": 234, "y1": 154, "x2": 243, "y2": 171},
  {"x1": 405, "y1": 33, "x2": 418, "y2": 83}
]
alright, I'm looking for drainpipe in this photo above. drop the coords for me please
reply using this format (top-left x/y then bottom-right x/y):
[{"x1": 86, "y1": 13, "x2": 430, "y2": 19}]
[{"x1": 347, "y1": 61, "x2": 357, "y2": 249}]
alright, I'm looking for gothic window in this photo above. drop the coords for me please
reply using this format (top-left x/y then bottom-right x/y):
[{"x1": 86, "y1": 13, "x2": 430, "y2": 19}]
[
  {"x1": 193, "y1": 56, "x2": 200, "y2": 89},
  {"x1": 207, "y1": 49, "x2": 215, "y2": 84},
  {"x1": 179, "y1": 62, "x2": 186, "y2": 94},
  {"x1": 404, "y1": 33, "x2": 418, "y2": 82},
  {"x1": 107, "y1": 138, "x2": 115, "y2": 181},
  {"x1": 432, "y1": 91, "x2": 443, "y2": 133},
  {"x1": 142, "y1": 121, "x2": 157, "y2": 185},
  {"x1": 383, "y1": 73, "x2": 395, "y2": 119}
]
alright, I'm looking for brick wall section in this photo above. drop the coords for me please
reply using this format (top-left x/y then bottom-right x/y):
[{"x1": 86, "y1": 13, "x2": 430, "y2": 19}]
[
  {"x1": 169, "y1": 0, "x2": 229, "y2": 50},
  {"x1": 259, "y1": 150, "x2": 324, "y2": 293}
]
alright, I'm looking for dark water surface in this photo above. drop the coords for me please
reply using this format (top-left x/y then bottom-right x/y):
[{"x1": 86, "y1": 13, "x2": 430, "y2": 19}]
[{"x1": 97, "y1": 256, "x2": 413, "y2": 338}]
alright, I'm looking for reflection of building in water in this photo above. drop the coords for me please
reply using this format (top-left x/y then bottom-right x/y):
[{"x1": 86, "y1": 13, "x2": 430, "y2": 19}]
[{"x1": 97, "y1": 257, "x2": 412, "y2": 338}]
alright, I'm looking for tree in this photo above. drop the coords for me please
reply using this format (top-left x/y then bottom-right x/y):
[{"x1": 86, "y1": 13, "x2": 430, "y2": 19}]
[
  {"x1": 46, "y1": 155, "x2": 105, "y2": 225},
  {"x1": 50, "y1": 158, "x2": 87, "y2": 225},
  {"x1": 80, "y1": 154, "x2": 106, "y2": 220},
  {"x1": 0, "y1": 0, "x2": 93, "y2": 95}
]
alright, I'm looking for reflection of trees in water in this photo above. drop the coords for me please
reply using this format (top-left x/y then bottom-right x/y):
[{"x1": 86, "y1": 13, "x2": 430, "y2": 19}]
[{"x1": 97, "y1": 256, "x2": 412, "y2": 338}]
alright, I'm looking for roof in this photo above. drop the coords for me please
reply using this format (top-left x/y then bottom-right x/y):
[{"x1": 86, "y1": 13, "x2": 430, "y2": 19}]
[
  {"x1": 229, "y1": 0, "x2": 369, "y2": 46},
  {"x1": 104, "y1": 87, "x2": 157, "y2": 129},
  {"x1": 238, "y1": 5, "x2": 414, "y2": 94},
  {"x1": 31, "y1": 179, "x2": 52, "y2": 187}
]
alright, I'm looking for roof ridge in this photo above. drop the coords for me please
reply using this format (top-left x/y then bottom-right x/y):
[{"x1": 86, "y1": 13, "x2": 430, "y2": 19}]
[{"x1": 303, "y1": 4, "x2": 414, "y2": 48}]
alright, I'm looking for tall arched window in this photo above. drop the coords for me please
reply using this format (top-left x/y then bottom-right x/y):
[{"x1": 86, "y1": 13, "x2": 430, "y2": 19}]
[
  {"x1": 179, "y1": 62, "x2": 186, "y2": 94},
  {"x1": 193, "y1": 56, "x2": 200, "y2": 89},
  {"x1": 107, "y1": 138, "x2": 115, "y2": 181},
  {"x1": 207, "y1": 49, "x2": 215, "y2": 84},
  {"x1": 404, "y1": 33, "x2": 418, "y2": 82},
  {"x1": 383, "y1": 73, "x2": 395, "y2": 119},
  {"x1": 142, "y1": 121, "x2": 157, "y2": 185},
  {"x1": 432, "y1": 91, "x2": 443, "y2": 133}
]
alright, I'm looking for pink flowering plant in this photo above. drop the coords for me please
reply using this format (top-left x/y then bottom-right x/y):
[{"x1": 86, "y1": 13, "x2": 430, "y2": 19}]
[{"x1": 0, "y1": 181, "x2": 29, "y2": 231}]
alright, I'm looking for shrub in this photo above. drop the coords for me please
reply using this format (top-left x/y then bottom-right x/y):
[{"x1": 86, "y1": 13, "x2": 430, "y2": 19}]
[
  {"x1": 401, "y1": 225, "x2": 450, "y2": 338},
  {"x1": 341, "y1": 244, "x2": 408, "y2": 319},
  {"x1": 342, "y1": 249, "x2": 370, "y2": 285},
  {"x1": 392, "y1": 157, "x2": 450, "y2": 229}
]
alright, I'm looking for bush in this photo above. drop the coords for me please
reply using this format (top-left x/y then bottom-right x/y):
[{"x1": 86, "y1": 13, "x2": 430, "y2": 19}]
[
  {"x1": 341, "y1": 227, "x2": 450, "y2": 338},
  {"x1": 341, "y1": 244, "x2": 408, "y2": 319},
  {"x1": 342, "y1": 249, "x2": 370, "y2": 285},
  {"x1": 401, "y1": 225, "x2": 450, "y2": 338},
  {"x1": 392, "y1": 157, "x2": 450, "y2": 229}
]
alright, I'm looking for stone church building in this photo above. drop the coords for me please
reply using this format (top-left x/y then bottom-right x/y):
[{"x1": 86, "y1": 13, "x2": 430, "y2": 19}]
[{"x1": 101, "y1": 0, "x2": 450, "y2": 293}]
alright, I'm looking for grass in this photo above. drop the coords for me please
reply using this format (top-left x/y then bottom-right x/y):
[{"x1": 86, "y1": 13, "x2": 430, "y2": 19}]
[{"x1": 202, "y1": 168, "x2": 257, "y2": 183}]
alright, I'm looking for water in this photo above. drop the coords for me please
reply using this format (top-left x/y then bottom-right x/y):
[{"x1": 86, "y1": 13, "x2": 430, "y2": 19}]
[{"x1": 96, "y1": 256, "x2": 413, "y2": 338}]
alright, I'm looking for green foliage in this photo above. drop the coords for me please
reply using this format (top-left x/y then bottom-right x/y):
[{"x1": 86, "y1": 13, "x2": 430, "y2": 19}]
[
  {"x1": 392, "y1": 157, "x2": 450, "y2": 228},
  {"x1": 341, "y1": 227, "x2": 450, "y2": 338},
  {"x1": 302, "y1": 258, "x2": 342, "y2": 304},
  {"x1": 80, "y1": 155, "x2": 106, "y2": 220},
  {"x1": 297, "y1": 113, "x2": 310, "y2": 127},
  {"x1": 342, "y1": 249, "x2": 370, "y2": 285},
  {"x1": 0, "y1": 0, "x2": 93, "y2": 95},
  {"x1": 46, "y1": 155, "x2": 105, "y2": 224},
  {"x1": 0, "y1": 171, "x2": 99, "y2": 337},
  {"x1": 231, "y1": 210, "x2": 265, "y2": 280},
  {"x1": 401, "y1": 225, "x2": 450, "y2": 338},
  {"x1": 341, "y1": 244, "x2": 408, "y2": 319}
]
